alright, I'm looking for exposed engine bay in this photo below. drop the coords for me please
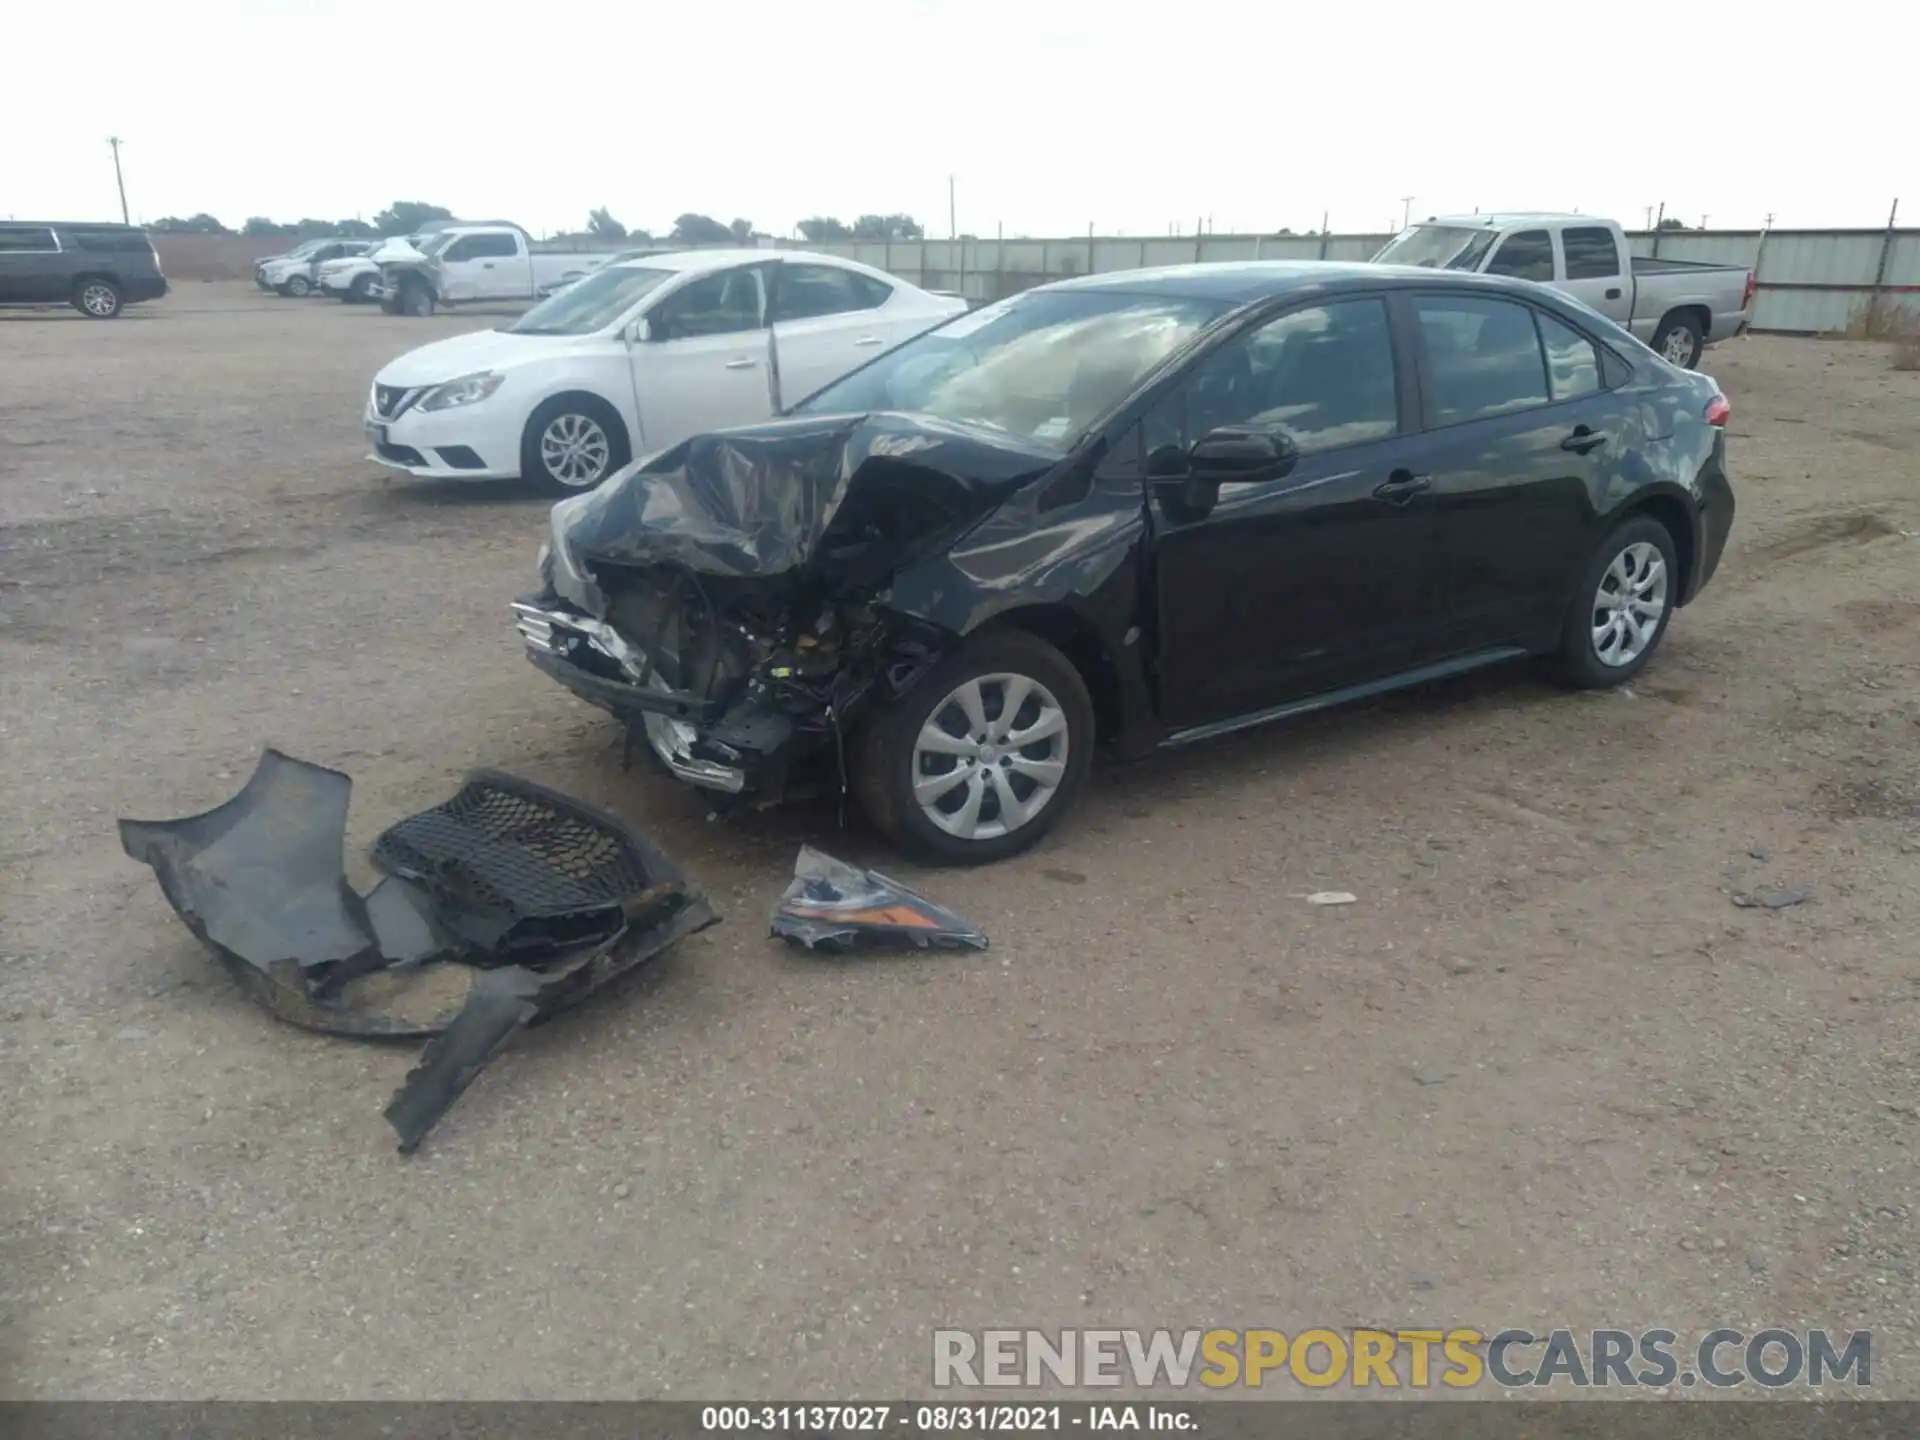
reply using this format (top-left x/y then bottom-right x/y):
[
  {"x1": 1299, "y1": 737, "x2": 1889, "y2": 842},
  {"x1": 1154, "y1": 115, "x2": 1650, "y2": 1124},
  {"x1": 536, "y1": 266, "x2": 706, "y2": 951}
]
[{"x1": 514, "y1": 411, "x2": 1057, "y2": 802}]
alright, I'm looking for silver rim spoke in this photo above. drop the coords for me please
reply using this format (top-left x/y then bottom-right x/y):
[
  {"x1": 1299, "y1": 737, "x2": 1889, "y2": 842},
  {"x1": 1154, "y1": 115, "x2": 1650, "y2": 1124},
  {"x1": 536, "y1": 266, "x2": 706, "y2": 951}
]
[
  {"x1": 911, "y1": 671, "x2": 1071, "y2": 842},
  {"x1": 542, "y1": 414, "x2": 610, "y2": 487},
  {"x1": 1590, "y1": 540, "x2": 1668, "y2": 668}
]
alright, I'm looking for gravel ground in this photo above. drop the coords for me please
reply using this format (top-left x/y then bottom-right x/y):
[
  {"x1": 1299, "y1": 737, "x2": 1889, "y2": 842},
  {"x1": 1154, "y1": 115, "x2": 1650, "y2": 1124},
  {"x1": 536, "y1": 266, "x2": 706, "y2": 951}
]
[{"x1": 1, "y1": 288, "x2": 1916, "y2": 1400}]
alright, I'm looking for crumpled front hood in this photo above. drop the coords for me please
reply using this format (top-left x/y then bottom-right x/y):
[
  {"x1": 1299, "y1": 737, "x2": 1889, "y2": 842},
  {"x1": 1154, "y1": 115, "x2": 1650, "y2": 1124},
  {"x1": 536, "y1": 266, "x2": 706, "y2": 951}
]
[
  {"x1": 376, "y1": 239, "x2": 428, "y2": 266},
  {"x1": 550, "y1": 411, "x2": 1057, "y2": 610}
]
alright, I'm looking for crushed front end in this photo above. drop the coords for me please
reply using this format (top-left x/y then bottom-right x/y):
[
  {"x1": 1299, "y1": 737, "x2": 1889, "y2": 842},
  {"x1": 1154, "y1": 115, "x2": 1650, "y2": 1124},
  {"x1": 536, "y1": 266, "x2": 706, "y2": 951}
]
[
  {"x1": 510, "y1": 412, "x2": 1045, "y2": 807},
  {"x1": 513, "y1": 579, "x2": 932, "y2": 805}
]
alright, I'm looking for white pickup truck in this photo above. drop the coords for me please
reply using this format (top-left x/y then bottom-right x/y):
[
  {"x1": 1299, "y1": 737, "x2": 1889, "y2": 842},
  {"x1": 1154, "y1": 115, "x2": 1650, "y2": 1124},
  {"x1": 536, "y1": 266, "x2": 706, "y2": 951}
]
[
  {"x1": 375, "y1": 223, "x2": 619, "y2": 317},
  {"x1": 1374, "y1": 213, "x2": 1754, "y2": 368}
]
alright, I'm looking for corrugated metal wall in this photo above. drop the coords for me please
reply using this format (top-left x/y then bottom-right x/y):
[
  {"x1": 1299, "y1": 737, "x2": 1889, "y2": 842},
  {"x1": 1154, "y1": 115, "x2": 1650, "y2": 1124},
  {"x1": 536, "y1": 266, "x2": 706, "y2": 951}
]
[{"x1": 798, "y1": 227, "x2": 1920, "y2": 334}]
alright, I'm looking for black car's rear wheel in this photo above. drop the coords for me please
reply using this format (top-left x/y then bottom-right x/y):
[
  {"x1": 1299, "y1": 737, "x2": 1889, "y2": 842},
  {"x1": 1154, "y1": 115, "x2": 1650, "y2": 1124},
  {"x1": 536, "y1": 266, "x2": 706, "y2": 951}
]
[
  {"x1": 853, "y1": 628, "x2": 1094, "y2": 865},
  {"x1": 1553, "y1": 515, "x2": 1679, "y2": 688},
  {"x1": 74, "y1": 279, "x2": 122, "y2": 319}
]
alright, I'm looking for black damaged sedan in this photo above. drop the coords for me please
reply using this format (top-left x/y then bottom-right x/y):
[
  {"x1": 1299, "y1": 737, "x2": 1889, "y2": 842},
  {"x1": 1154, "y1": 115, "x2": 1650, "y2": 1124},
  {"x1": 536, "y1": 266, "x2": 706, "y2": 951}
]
[{"x1": 514, "y1": 261, "x2": 1734, "y2": 864}]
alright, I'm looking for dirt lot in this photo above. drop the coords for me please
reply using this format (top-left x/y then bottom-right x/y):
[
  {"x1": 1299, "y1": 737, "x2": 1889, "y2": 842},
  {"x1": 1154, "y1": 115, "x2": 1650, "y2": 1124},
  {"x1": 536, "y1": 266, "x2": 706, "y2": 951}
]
[{"x1": 1, "y1": 287, "x2": 1916, "y2": 1400}]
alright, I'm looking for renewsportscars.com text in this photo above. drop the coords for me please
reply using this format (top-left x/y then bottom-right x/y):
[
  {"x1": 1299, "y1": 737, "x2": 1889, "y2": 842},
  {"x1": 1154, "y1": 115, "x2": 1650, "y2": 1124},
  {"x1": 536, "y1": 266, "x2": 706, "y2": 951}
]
[{"x1": 932, "y1": 1327, "x2": 1872, "y2": 1390}]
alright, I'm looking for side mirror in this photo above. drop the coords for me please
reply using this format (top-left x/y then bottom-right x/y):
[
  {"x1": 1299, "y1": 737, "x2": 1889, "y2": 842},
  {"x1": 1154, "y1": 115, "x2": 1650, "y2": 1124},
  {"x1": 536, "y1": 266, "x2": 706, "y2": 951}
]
[
  {"x1": 628, "y1": 316, "x2": 652, "y2": 344},
  {"x1": 1148, "y1": 426, "x2": 1298, "y2": 523},
  {"x1": 1188, "y1": 425, "x2": 1299, "y2": 482}
]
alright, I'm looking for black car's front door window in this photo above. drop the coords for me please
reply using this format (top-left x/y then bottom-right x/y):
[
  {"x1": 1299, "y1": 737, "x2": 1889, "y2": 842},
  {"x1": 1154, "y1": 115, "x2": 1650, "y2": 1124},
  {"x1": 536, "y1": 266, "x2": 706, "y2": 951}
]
[{"x1": 1144, "y1": 296, "x2": 1436, "y2": 727}]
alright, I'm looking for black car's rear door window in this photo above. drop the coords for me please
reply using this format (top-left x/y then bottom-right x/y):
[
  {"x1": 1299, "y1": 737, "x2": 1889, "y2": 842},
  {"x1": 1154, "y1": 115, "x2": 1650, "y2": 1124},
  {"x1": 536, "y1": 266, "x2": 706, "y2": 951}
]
[
  {"x1": 1412, "y1": 295, "x2": 1552, "y2": 426},
  {"x1": 1536, "y1": 310, "x2": 1602, "y2": 400}
]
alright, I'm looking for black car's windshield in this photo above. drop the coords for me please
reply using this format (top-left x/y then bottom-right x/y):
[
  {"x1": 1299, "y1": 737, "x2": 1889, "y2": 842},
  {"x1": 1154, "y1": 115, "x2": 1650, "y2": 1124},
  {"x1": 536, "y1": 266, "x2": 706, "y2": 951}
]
[
  {"x1": 795, "y1": 289, "x2": 1229, "y2": 450},
  {"x1": 1374, "y1": 225, "x2": 1499, "y2": 271},
  {"x1": 507, "y1": 266, "x2": 676, "y2": 335}
]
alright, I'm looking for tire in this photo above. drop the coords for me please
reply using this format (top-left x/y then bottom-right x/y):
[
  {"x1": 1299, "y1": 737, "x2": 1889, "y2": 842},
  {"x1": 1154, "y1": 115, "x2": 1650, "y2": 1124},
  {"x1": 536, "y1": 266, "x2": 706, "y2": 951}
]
[
  {"x1": 1552, "y1": 515, "x2": 1680, "y2": 689},
  {"x1": 349, "y1": 274, "x2": 376, "y2": 304},
  {"x1": 399, "y1": 280, "x2": 434, "y2": 318},
  {"x1": 73, "y1": 279, "x2": 122, "y2": 319},
  {"x1": 285, "y1": 274, "x2": 312, "y2": 298},
  {"x1": 519, "y1": 394, "x2": 630, "y2": 496},
  {"x1": 852, "y1": 627, "x2": 1095, "y2": 865},
  {"x1": 379, "y1": 291, "x2": 401, "y2": 315},
  {"x1": 1652, "y1": 311, "x2": 1704, "y2": 369}
]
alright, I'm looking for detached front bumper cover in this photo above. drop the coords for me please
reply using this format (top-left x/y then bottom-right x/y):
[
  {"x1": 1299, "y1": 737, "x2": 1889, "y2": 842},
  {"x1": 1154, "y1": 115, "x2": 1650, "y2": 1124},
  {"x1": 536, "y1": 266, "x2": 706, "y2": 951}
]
[{"x1": 120, "y1": 748, "x2": 718, "y2": 1152}]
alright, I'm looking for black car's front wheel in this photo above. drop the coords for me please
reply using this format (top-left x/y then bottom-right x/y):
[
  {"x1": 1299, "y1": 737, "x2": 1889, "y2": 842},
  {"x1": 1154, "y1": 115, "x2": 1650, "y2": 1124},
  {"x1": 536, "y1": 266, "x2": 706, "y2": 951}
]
[
  {"x1": 853, "y1": 628, "x2": 1094, "y2": 865},
  {"x1": 1554, "y1": 515, "x2": 1679, "y2": 688}
]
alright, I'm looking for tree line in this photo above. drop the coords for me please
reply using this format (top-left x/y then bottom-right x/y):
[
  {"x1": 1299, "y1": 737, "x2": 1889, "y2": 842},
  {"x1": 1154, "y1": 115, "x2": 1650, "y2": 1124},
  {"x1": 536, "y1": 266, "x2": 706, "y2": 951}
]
[{"x1": 146, "y1": 202, "x2": 926, "y2": 244}]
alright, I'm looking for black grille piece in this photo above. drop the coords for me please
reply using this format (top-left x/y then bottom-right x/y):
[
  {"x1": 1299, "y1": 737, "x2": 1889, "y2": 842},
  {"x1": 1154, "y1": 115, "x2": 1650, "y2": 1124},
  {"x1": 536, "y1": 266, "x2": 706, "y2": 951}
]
[
  {"x1": 435, "y1": 445, "x2": 486, "y2": 470},
  {"x1": 370, "y1": 770, "x2": 658, "y2": 960},
  {"x1": 375, "y1": 384, "x2": 412, "y2": 418},
  {"x1": 377, "y1": 441, "x2": 427, "y2": 466}
]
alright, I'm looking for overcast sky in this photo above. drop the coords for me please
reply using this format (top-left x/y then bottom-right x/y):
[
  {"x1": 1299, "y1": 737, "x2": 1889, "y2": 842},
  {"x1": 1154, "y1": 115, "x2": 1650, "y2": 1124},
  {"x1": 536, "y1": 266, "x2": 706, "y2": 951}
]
[{"x1": 6, "y1": 0, "x2": 1909, "y2": 238}]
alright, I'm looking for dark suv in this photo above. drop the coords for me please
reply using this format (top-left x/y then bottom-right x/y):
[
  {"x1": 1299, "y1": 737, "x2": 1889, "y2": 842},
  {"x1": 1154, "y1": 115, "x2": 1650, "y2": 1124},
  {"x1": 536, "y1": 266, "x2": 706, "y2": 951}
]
[{"x1": 0, "y1": 222, "x2": 168, "y2": 318}]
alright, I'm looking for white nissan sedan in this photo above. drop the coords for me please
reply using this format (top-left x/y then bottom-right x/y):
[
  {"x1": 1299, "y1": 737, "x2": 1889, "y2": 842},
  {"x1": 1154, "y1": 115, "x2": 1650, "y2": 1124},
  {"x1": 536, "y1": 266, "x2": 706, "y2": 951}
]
[{"x1": 364, "y1": 249, "x2": 968, "y2": 494}]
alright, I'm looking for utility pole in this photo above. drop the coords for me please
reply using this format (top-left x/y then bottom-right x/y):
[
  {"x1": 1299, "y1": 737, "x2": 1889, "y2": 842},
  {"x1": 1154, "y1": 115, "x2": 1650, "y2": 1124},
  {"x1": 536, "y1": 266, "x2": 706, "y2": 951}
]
[
  {"x1": 108, "y1": 136, "x2": 129, "y2": 224},
  {"x1": 1400, "y1": 195, "x2": 1415, "y2": 229},
  {"x1": 1643, "y1": 205, "x2": 1654, "y2": 231},
  {"x1": 948, "y1": 176, "x2": 956, "y2": 241}
]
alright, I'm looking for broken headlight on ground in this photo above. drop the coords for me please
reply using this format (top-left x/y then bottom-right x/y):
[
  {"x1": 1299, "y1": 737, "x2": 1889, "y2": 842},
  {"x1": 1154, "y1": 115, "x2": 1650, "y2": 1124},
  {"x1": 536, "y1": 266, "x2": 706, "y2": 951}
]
[{"x1": 119, "y1": 748, "x2": 718, "y2": 1152}]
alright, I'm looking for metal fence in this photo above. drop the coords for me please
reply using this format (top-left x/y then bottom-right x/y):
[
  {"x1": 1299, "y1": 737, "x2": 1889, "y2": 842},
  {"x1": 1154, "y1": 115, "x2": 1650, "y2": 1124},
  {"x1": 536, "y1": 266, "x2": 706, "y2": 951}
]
[{"x1": 797, "y1": 226, "x2": 1920, "y2": 335}]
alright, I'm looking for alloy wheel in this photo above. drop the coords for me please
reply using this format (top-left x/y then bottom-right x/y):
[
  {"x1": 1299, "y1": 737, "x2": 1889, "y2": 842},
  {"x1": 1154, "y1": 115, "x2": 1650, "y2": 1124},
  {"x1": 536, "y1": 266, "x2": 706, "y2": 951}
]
[
  {"x1": 80, "y1": 284, "x2": 118, "y2": 317},
  {"x1": 1661, "y1": 327, "x2": 1695, "y2": 365},
  {"x1": 911, "y1": 672, "x2": 1070, "y2": 841},
  {"x1": 539, "y1": 413, "x2": 612, "y2": 489},
  {"x1": 1591, "y1": 541, "x2": 1669, "y2": 667}
]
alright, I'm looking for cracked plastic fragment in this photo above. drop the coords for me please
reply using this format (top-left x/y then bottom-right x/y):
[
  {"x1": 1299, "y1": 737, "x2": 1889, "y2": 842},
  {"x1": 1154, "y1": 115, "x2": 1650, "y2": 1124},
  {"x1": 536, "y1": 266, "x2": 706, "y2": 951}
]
[
  {"x1": 120, "y1": 748, "x2": 719, "y2": 1151},
  {"x1": 771, "y1": 845, "x2": 988, "y2": 953}
]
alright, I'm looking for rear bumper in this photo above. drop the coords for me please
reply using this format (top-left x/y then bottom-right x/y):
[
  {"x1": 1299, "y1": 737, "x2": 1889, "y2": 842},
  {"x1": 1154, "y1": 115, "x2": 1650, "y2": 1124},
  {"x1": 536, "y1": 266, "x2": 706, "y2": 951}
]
[
  {"x1": 123, "y1": 276, "x2": 169, "y2": 303},
  {"x1": 1708, "y1": 308, "x2": 1752, "y2": 343},
  {"x1": 1688, "y1": 436, "x2": 1735, "y2": 602}
]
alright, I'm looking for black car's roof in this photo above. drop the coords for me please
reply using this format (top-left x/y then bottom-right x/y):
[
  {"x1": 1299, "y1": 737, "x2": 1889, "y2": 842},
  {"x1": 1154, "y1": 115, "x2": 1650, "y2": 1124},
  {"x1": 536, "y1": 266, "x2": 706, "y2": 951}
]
[{"x1": 1044, "y1": 259, "x2": 1537, "y2": 305}]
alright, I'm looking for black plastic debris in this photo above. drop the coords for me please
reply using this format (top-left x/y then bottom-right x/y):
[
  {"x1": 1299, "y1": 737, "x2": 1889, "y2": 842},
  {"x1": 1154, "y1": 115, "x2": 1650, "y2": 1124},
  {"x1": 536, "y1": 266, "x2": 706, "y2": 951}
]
[
  {"x1": 120, "y1": 749, "x2": 717, "y2": 1152},
  {"x1": 771, "y1": 845, "x2": 987, "y2": 953}
]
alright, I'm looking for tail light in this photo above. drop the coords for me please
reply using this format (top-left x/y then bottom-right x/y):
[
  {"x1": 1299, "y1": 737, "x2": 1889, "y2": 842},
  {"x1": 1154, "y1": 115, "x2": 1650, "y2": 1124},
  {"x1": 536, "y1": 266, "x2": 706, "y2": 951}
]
[
  {"x1": 1705, "y1": 394, "x2": 1731, "y2": 428},
  {"x1": 1742, "y1": 270, "x2": 1756, "y2": 310}
]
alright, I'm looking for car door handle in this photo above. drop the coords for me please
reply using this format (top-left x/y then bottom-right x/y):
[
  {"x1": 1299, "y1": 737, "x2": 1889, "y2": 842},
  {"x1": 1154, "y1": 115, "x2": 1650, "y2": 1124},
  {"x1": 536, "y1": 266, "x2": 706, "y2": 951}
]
[
  {"x1": 1561, "y1": 425, "x2": 1609, "y2": 454},
  {"x1": 1605, "y1": 287, "x2": 1622, "y2": 299},
  {"x1": 724, "y1": 358, "x2": 757, "y2": 370},
  {"x1": 853, "y1": 335, "x2": 884, "y2": 346},
  {"x1": 1373, "y1": 470, "x2": 1431, "y2": 504}
]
